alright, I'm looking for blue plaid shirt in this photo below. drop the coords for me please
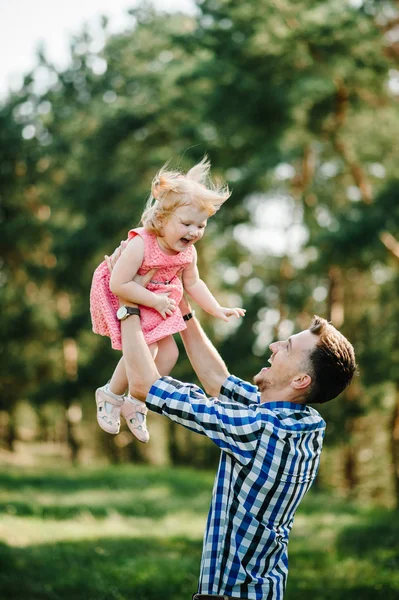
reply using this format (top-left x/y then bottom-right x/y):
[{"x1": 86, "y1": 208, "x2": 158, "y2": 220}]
[{"x1": 147, "y1": 374, "x2": 326, "y2": 599}]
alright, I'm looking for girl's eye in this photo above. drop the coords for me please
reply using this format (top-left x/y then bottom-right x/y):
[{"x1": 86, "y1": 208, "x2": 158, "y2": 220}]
[{"x1": 183, "y1": 223, "x2": 190, "y2": 227}]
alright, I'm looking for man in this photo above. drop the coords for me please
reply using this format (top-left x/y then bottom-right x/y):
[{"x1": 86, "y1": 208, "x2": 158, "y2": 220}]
[{"x1": 118, "y1": 281, "x2": 356, "y2": 600}]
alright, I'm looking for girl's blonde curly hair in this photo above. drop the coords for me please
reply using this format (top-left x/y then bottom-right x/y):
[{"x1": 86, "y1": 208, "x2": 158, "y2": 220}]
[{"x1": 141, "y1": 156, "x2": 231, "y2": 235}]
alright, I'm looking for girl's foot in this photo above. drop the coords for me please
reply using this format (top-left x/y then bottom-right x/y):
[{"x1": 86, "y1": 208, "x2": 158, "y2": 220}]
[
  {"x1": 120, "y1": 396, "x2": 150, "y2": 443},
  {"x1": 95, "y1": 385, "x2": 124, "y2": 434}
]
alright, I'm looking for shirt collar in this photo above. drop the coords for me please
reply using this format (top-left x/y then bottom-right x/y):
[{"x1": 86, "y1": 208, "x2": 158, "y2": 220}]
[{"x1": 260, "y1": 400, "x2": 308, "y2": 411}]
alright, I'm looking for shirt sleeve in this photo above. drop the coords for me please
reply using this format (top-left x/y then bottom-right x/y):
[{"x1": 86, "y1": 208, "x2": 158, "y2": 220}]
[
  {"x1": 219, "y1": 374, "x2": 260, "y2": 407},
  {"x1": 146, "y1": 376, "x2": 263, "y2": 465}
]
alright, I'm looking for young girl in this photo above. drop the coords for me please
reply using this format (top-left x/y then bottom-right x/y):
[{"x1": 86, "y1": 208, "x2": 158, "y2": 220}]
[{"x1": 90, "y1": 157, "x2": 245, "y2": 443}]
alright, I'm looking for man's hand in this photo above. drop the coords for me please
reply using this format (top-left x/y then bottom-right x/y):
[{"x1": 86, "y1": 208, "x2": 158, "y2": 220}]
[
  {"x1": 105, "y1": 240, "x2": 128, "y2": 273},
  {"x1": 212, "y1": 306, "x2": 246, "y2": 322},
  {"x1": 133, "y1": 268, "x2": 157, "y2": 289}
]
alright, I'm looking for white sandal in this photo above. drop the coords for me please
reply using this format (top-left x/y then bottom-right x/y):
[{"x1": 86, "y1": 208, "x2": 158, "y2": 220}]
[
  {"x1": 120, "y1": 399, "x2": 150, "y2": 443},
  {"x1": 95, "y1": 386, "x2": 124, "y2": 434}
]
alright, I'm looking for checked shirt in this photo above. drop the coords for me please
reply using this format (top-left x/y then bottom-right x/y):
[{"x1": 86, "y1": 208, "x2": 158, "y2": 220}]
[{"x1": 146, "y1": 374, "x2": 326, "y2": 600}]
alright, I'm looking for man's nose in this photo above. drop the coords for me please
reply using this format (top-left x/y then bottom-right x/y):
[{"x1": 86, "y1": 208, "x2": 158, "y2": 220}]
[{"x1": 269, "y1": 341, "x2": 281, "y2": 352}]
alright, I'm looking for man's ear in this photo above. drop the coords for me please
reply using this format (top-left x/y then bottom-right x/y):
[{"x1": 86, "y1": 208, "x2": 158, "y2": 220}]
[{"x1": 291, "y1": 373, "x2": 312, "y2": 391}]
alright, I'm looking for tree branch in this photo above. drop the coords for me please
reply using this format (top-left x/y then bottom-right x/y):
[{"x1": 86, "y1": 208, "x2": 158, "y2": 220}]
[{"x1": 380, "y1": 232, "x2": 399, "y2": 262}]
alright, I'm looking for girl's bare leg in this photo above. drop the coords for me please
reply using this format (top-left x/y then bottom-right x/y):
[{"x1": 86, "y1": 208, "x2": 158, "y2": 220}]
[
  {"x1": 97, "y1": 333, "x2": 162, "y2": 437},
  {"x1": 108, "y1": 356, "x2": 128, "y2": 396},
  {"x1": 154, "y1": 335, "x2": 179, "y2": 377}
]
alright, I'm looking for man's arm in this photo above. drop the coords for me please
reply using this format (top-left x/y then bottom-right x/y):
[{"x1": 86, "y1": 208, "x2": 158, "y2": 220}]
[
  {"x1": 147, "y1": 376, "x2": 262, "y2": 465},
  {"x1": 122, "y1": 293, "x2": 229, "y2": 401},
  {"x1": 116, "y1": 267, "x2": 162, "y2": 401},
  {"x1": 121, "y1": 312, "x2": 161, "y2": 401},
  {"x1": 178, "y1": 296, "x2": 230, "y2": 397},
  {"x1": 106, "y1": 250, "x2": 228, "y2": 399},
  {"x1": 124, "y1": 315, "x2": 262, "y2": 465}
]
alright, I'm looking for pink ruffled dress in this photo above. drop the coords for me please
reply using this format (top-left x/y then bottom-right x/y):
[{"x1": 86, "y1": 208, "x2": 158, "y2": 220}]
[{"x1": 90, "y1": 228, "x2": 194, "y2": 350}]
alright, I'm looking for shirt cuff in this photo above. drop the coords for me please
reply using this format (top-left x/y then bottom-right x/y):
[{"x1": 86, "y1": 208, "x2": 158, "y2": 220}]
[
  {"x1": 219, "y1": 374, "x2": 260, "y2": 405},
  {"x1": 146, "y1": 376, "x2": 178, "y2": 413}
]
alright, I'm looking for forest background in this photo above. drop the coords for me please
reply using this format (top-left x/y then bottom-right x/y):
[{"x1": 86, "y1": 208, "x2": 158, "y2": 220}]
[{"x1": 1, "y1": 1, "x2": 399, "y2": 598}]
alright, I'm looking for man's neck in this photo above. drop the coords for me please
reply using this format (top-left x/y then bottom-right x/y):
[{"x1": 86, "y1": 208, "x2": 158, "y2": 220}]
[{"x1": 260, "y1": 389, "x2": 306, "y2": 405}]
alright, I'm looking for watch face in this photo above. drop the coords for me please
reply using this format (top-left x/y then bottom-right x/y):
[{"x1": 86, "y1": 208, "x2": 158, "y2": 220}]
[{"x1": 117, "y1": 306, "x2": 127, "y2": 320}]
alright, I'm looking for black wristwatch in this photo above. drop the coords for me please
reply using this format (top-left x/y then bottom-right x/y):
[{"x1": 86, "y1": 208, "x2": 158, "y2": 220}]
[
  {"x1": 116, "y1": 306, "x2": 141, "y2": 321},
  {"x1": 183, "y1": 310, "x2": 195, "y2": 322}
]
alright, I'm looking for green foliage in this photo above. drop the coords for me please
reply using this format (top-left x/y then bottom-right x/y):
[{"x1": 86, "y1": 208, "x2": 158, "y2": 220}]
[
  {"x1": 1, "y1": 0, "x2": 399, "y2": 501},
  {"x1": 0, "y1": 464, "x2": 398, "y2": 599}
]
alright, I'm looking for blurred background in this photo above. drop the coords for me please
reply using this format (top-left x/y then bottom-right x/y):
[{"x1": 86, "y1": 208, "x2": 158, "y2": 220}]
[{"x1": 1, "y1": 1, "x2": 399, "y2": 598}]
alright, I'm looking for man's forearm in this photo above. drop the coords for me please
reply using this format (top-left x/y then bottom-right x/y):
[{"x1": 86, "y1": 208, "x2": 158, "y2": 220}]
[
  {"x1": 121, "y1": 314, "x2": 160, "y2": 401},
  {"x1": 179, "y1": 314, "x2": 229, "y2": 397}
]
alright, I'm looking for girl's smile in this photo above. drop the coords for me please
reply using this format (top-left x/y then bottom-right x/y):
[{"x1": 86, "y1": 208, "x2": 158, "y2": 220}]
[{"x1": 157, "y1": 204, "x2": 209, "y2": 254}]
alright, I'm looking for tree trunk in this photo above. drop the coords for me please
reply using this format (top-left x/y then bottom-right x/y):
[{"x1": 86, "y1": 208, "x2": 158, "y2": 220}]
[
  {"x1": 327, "y1": 265, "x2": 344, "y2": 327},
  {"x1": 343, "y1": 437, "x2": 358, "y2": 495},
  {"x1": 125, "y1": 433, "x2": 148, "y2": 463},
  {"x1": 5, "y1": 406, "x2": 17, "y2": 451},
  {"x1": 342, "y1": 381, "x2": 361, "y2": 495},
  {"x1": 167, "y1": 419, "x2": 180, "y2": 465},
  {"x1": 63, "y1": 338, "x2": 81, "y2": 463},
  {"x1": 37, "y1": 410, "x2": 50, "y2": 442},
  {"x1": 65, "y1": 401, "x2": 81, "y2": 465},
  {"x1": 100, "y1": 430, "x2": 123, "y2": 463},
  {"x1": 390, "y1": 382, "x2": 399, "y2": 508}
]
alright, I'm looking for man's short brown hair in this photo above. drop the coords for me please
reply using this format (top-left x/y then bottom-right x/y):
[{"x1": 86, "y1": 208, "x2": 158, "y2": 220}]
[{"x1": 305, "y1": 315, "x2": 357, "y2": 404}]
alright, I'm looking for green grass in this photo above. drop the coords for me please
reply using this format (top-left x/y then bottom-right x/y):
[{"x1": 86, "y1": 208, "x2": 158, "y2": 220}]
[{"x1": 0, "y1": 464, "x2": 398, "y2": 600}]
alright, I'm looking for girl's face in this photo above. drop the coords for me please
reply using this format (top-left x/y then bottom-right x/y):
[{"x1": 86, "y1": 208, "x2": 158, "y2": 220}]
[{"x1": 158, "y1": 203, "x2": 209, "y2": 254}]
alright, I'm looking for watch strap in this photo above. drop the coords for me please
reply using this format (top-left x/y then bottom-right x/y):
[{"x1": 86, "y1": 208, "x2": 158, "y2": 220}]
[
  {"x1": 183, "y1": 310, "x2": 195, "y2": 322},
  {"x1": 125, "y1": 307, "x2": 141, "y2": 317}
]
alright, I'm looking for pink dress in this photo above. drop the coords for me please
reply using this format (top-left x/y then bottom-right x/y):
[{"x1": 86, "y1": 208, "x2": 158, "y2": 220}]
[{"x1": 90, "y1": 228, "x2": 194, "y2": 350}]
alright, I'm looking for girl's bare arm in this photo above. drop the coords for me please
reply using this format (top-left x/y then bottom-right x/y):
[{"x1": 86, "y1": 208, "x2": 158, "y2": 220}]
[
  {"x1": 109, "y1": 236, "x2": 175, "y2": 318},
  {"x1": 182, "y1": 248, "x2": 245, "y2": 321}
]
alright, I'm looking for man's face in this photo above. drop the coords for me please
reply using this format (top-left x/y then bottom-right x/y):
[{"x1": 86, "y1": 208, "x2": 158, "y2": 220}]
[{"x1": 254, "y1": 330, "x2": 318, "y2": 395}]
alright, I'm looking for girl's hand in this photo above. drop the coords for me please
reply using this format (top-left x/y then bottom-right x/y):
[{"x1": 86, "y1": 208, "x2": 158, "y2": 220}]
[
  {"x1": 213, "y1": 307, "x2": 246, "y2": 322},
  {"x1": 152, "y1": 293, "x2": 177, "y2": 319}
]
